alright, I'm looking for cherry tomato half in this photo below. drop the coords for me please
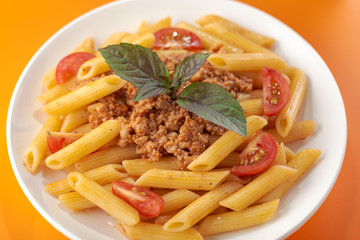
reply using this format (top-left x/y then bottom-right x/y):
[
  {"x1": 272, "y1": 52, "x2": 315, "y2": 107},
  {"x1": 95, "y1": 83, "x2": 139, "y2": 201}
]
[
  {"x1": 47, "y1": 132, "x2": 83, "y2": 154},
  {"x1": 112, "y1": 181, "x2": 164, "y2": 218},
  {"x1": 262, "y1": 67, "x2": 290, "y2": 116},
  {"x1": 56, "y1": 52, "x2": 96, "y2": 84},
  {"x1": 231, "y1": 132, "x2": 277, "y2": 177},
  {"x1": 153, "y1": 27, "x2": 202, "y2": 51}
]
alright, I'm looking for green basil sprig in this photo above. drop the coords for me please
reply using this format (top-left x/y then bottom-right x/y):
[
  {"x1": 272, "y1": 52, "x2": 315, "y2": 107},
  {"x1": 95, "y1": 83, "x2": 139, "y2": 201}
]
[{"x1": 99, "y1": 43, "x2": 247, "y2": 136}]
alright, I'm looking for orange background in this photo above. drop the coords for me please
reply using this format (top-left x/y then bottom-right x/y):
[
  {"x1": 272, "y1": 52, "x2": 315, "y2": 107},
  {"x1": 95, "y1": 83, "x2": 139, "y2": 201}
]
[{"x1": 1, "y1": 0, "x2": 359, "y2": 239}]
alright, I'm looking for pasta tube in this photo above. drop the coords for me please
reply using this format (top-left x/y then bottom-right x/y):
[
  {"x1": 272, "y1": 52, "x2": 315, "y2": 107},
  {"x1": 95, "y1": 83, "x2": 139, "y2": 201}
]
[
  {"x1": 257, "y1": 148, "x2": 321, "y2": 203},
  {"x1": 75, "y1": 145, "x2": 140, "y2": 172},
  {"x1": 208, "y1": 53, "x2": 287, "y2": 71},
  {"x1": 60, "y1": 107, "x2": 90, "y2": 132},
  {"x1": 160, "y1": 189, "x2": 200, "y2": 214},
  {"x1": 95, "y1": 31, "x2": 129, "y2": 56},
  {"x1": 135, "y1": 168, "x2": 230, "y2": 190},
  {"x1": 77, "y1": 56, "x2": 111, "y2": 80},
  {"x1": 275, "y1": 69, "x2": 307, "y2": 137},
  {"x1": 24, "y1": 116, "x2": 62, "y2": 174},
  {"x1": 175, "y1": 22, "x2": 243, "y2": 53},
  {"x1": 37, "y1": 77, "x2": 77, "y2": 104},
  {"x1": 45, "y1": 119, "x2": 122, "y2": 170},
  {"x1": 163, "y1": 182, "x2": 242, "y2": 232},
  {"x1": 202, "y1": 22, "x2": 271, "y2": 53},
  {"x1": 198, "y1": 199, "x2": 279, "y2": 236},
  {"x1": 137, "y1": 16, "x2": 171, "y2": 34},
  {"x1": 196, "y1": 15, "x2": 275, "y2": 47},
  {"x1": 59, "y1": 177, "x2": 137, "y2": 211},
  {"x1": 67, "y1": 172, "x2": 139, "y2": 225},
  {"x1": 219, "y1": 165, "x2": 297, "y2": 211},
  {"x1": 71, "y1": 123, "x2": 92, "y2": 134},
  {"x1": 43, "y1": 75, "x2": 126, "y2": 116},
  {"x1": 45, "y1": 164, "x2": 127, "y2": 196},
  {"x1": 285, "y1": 146, "x2": 296, "y2": 162},
  {"x1": 267, "y1": 120, "x2": 315, "y2": 143},
  {"x1": 240, "y1": 98, "x2": 264, "y2": 117},
  {"x1": 59, "y1": 184, "x2": 112, "y2": 211},
  {"x1": 118, "y1": 222, "x2": 203, "y2": 240},
  {"x1": 187, "y1": 115, "x2": 267, "y2": 171},
  {"x1": 122, "y1": 156, "x2": 178, "y2": 177}
]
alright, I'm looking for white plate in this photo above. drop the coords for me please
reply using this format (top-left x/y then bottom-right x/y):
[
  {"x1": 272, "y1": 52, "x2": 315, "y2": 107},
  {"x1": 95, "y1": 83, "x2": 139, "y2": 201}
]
[{"x1": 7, "y1": 0, "x2": 347, "y2": 239}]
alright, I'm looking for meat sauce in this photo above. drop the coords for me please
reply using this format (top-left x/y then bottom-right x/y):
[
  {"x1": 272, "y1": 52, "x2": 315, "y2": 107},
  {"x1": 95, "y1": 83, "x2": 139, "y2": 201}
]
[{"x1": 85, "y1": 51, "x2": 253, "y2": 169}]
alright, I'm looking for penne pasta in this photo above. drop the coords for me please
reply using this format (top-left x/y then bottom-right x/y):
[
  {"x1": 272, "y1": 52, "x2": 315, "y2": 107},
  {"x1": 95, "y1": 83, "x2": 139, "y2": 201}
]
[
  {"x1": 24, "y1": 15, "x2": 321, "y2": 239},
  {"x1": 266, "y1": 120, "x2": 315, "y2": 143},
  {"x1": 240, "y1": 98, "x2": 264, "y2": 117},
  {"x1": 175, "y1": 22, "x2": 243, "y2": 53},
  {"x1": 160, "y1": 189, "x2": 200, "y2": 214},
  {"x1": 71, "y1": 123, "x2": 93, "y2": 134},
  {"x1": 196, "y1": 14, "x2": 275, "y2": 47},
  {"x1": 59, "y1": 184, "x2": 112, "y2": 211},
  {"x1": 137, "y1": 16, "x2": 172, "y2": 34},
  {"x1": 208, "y1": 53, "x2": 287, "y2": 71},
  {"x1": 187, "y1": 115, "x2": 267, "y2": 171},
  {"x1": 75, "y1": 145, "x2": 140, "y2": 172},
  {"x1": 45, "y1": 164, "x2": 127, "y2": 196},
  {"x1": 135, "y1": 168, "x2": 230, "y2": 190},
  {"x1": 77, "y1": 56, "x2": 112, "y2": 80},
  {"x1": 96, "y1": 31, "x2": 130, "y2": 56},
  {"x1": 45, "y1": 120, "x2": 122, "y2": 170},
  {"x1": 37, "y1": 77, "x2": 78, "y2": 104},
  {"x1": 257, "y1": 149, "x2": 321, "y2": 203},
  {"x1": 122, "y1": 156, "x2": 178, "y2": 177},
  {"x1": 60, "y1": 107, "x2": 90, "y2": 132},
  {"x1": 163, "y1": 182, "x2": 242, "y2": 232},
  {"x1": 219, "y1": 165, "x2": 296, "y2": 211},
  {"x1": 67, "y1": 172, "x2": 139, "y2": 225},
  {"x1": 275, "y1": 68, "x2": 307, "y2": 137},
  {"x1": 43, "y1": 75, "x2": 126, "y2": 116},
  {"x1": 285, "y1": 146, "x2": 296, "y2": 162},
  {"x1": 24, "y1": 116, "x2": 62, "y2": 174},
  {"x1": 202, "y1": 22, "x2": 271, "y2": 53},
  {"x1": 118, "y1": 222, "x2": 203, "y2": 240},
  {"x1": 273, "y1": 142, "x2": 287, "y2": 165},
  {"x1": 131, "y1": 32, "x2": 155, "y2": 49},
  {"x1": 198, "y1": 199, "x2": 279, "y2": 236}
]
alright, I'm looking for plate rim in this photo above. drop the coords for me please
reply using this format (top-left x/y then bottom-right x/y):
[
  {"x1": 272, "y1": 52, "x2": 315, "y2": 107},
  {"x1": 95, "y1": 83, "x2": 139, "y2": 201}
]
[{"x1": 6, "y1": 0, "x2": 347, "y2": 239}]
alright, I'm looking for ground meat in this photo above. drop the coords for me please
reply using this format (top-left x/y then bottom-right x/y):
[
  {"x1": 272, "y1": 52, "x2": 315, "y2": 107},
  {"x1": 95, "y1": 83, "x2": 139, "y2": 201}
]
[{"x1": 88, "y1": 51, "x2": 253, "y2": 169}]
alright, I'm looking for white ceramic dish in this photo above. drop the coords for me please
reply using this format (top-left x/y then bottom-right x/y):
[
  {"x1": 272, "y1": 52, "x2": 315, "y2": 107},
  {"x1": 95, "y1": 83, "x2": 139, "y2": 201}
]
[{"x1": 7, "y1": 0, "x2": 347, "y2": 239}]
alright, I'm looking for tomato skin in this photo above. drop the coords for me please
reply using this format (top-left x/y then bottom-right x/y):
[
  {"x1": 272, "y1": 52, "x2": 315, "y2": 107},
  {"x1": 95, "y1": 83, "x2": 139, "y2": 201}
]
[
  {"x1": 112, "y1": 181, "x2": 164, "y2": 218},
  {"x1": 153, "y1": 27, "x2": 202, "y2": 51},
  {"x1": 231, "y1": 132, "x2": 277, "y2": 177},
  {"x1": 47, "y1": 132, "x2": 83, "y2": 154},
  {"x1": 262, "y1": 67, "x2": 290, "y2": 116},
  {"x1": 56, "y1": 52, "x2": 96, "y2": 84}
]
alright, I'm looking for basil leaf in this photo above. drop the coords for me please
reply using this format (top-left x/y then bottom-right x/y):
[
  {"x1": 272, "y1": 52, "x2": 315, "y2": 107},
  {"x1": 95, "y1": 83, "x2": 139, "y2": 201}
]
[
  {"x1": 171, "y1": 53, "x2": 210, "y2": 88},
  {"x1": 99, "y1": 43, "x2": 171, "y2": 88},
  {"x1": 133, "y1": 83, "x2": 172, "y2": 102},
  {"x1": 177, "y1": 82, "x2": 247, "y2": 136}
]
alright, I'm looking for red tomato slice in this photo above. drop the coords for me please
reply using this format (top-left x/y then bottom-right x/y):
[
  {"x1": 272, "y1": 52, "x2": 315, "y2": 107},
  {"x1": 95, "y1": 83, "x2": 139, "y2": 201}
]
[
  {"x1": 112, "y1": 181, "x2": 164, "y2": 218},
  {"x1": 56, "y1": 52, "x2": 96, "y2": 84},
  {"x1": 47, "y1": 132, "x2": 83, "y2": 154},
  {"x1": 231, "y1": 132, "x2": 277, "y2": 177},
  {"x1": 153, "y1": 27, "x2": 202, "y2": 51},
  {"x1": 262, "y1": 67, "x2": 290, "y2": 116}
]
